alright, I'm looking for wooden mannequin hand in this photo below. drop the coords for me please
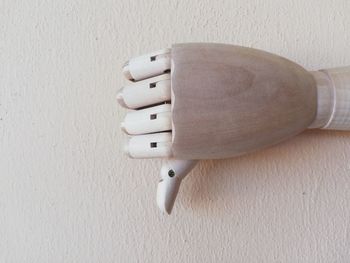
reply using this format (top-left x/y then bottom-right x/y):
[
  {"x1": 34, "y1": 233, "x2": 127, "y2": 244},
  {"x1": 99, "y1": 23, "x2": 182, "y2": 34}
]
[{"x1": 117, "y1": 43, "x2": 350, "y2": 214}]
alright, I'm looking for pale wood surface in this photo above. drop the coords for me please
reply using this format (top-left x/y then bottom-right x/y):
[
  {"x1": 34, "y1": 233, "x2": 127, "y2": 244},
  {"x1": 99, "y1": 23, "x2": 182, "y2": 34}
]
[
  {"x1": 308, "y1": 71, "x2": 334, "y2": 129},
  {"x1": 321, "y1": 66, "x2": 350, "y2": 130},
  {"x1": 171, "y1": 43, "x2": 317, "y2": 159},
  {"x1": 310, "y1": 67, "x2": 350, "y2": 130}
]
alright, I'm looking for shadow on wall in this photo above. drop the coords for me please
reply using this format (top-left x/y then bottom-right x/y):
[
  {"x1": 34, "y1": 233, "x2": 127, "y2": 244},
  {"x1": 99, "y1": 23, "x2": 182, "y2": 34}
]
[{"x1": 182, "y1": 129, "x2": 350, "y2": 213}]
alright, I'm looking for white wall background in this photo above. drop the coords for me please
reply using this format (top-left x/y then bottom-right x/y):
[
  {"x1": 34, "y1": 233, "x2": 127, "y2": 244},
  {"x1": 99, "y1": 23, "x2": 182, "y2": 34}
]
[{"x1": 1, "y1": 0, "x2": 350, "y2": 262}]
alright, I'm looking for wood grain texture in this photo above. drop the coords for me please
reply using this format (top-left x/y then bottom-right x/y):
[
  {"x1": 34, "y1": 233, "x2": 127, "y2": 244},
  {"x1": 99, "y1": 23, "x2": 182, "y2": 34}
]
[{"x1": 171, "y1": 43, "x2": 317, "y2": 159}]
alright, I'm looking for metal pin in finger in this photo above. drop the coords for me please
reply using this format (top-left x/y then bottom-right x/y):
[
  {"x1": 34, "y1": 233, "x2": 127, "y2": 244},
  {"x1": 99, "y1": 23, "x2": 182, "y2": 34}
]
[{"x1": 123, "y1": 49, "x2": 171, "y2": 81}]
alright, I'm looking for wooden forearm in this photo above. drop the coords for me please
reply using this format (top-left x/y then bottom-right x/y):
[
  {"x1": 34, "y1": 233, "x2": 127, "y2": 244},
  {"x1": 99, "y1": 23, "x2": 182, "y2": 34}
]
[{"x1": 309, "y1": 66, "x2": 350, "y2": 130}]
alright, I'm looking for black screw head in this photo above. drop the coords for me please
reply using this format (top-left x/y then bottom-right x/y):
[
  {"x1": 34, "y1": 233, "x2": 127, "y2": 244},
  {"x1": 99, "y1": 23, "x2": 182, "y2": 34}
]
[{"x1": 168, "y1": 169, "x2": 175, "y2": 177}]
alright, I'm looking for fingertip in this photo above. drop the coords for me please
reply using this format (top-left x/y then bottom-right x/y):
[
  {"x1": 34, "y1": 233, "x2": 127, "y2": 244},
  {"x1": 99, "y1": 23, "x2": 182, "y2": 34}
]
[
  {"x1": 117, "y1": 89, "x2": 129, "y2": 108},
  {"x1": 122, "y1": 62, "x2": 134, "y2": 81}
]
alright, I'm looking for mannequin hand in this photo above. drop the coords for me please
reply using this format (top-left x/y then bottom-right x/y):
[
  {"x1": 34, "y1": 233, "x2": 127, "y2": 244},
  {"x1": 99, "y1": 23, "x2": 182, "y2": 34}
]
[{"x1": 117, "y1": 43, "x2": 350, "y2": 214}]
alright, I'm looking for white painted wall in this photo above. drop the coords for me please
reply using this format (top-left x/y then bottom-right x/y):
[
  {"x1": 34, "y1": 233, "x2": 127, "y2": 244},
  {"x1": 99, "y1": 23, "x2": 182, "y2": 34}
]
[{"x1": 1, "y1": 0, "x2": 350, "y2": 262}]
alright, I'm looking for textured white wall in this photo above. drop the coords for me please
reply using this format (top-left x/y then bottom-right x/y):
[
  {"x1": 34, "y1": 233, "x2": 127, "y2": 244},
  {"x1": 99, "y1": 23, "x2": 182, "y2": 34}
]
[{"x1": 1, "y1": 0, "x2": 350, "y2": 262}]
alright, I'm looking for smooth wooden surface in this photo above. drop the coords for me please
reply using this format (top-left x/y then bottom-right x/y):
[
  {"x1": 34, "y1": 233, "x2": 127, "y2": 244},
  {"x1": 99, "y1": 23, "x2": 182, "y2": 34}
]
[
  {"x1": 308, "y1": 71, "x2": 334, "y2": 129},
  {"x1": 171, "y1": 43, "x2": 317, "y2": 159},
  {"x1": 310, "y1": 67, "x2": 350, "y2": 130},
  {"x1": 321, "y1": 67, "x2": 350, "y2": 130}
]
